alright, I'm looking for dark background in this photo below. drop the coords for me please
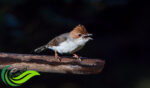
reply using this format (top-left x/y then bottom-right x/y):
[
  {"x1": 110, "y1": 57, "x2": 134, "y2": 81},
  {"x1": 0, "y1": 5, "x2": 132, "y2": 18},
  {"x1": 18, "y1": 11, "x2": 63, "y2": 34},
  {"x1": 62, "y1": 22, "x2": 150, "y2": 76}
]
[{"x1": 0, "y1": 0, "x2": 150, "y2": 88}]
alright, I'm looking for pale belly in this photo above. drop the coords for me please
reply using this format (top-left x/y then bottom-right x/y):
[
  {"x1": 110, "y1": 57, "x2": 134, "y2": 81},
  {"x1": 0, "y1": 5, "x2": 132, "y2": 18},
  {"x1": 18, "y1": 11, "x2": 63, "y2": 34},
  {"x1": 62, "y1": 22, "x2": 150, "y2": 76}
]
[{"x1": 48, "y1": 40, "x2": 85, "y2": 54}]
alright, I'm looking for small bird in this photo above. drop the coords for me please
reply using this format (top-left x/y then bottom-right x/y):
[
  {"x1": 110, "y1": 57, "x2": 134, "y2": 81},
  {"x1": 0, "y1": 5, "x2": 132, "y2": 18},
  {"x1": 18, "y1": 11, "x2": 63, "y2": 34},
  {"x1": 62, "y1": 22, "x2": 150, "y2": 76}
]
[{"x1": 34, "y1": 24, "x2": 93, "y2": 61}]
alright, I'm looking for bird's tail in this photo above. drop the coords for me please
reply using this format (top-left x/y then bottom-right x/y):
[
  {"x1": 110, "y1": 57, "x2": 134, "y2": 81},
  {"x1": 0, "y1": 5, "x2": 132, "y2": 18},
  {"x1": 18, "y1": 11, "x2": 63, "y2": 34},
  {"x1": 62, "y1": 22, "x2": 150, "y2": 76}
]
[{"x1": 34, "y1": 45, "x2": 48, "y2": 53}]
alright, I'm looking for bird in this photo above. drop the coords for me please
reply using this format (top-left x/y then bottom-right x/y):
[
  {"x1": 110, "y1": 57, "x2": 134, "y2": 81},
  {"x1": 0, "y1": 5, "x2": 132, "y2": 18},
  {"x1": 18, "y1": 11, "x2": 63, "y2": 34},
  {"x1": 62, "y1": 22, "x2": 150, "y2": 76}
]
[{"x1": 34, "y1": 24, "x2": 93, "y2": 61}]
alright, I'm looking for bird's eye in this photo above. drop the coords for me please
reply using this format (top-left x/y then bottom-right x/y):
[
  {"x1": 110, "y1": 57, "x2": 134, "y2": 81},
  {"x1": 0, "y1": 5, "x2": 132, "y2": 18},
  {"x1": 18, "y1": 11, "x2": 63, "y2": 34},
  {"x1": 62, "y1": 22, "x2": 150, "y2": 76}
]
[{"x1": 78, "y1": 33, "x2": 82, "y2": 37}]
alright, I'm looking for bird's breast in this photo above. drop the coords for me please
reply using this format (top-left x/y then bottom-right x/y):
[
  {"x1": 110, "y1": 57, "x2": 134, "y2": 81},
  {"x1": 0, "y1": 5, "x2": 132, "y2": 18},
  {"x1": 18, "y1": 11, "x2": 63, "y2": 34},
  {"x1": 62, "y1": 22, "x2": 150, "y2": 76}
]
[{"x1": 49, "y1": 39, "x2": 86, "y2": 54}]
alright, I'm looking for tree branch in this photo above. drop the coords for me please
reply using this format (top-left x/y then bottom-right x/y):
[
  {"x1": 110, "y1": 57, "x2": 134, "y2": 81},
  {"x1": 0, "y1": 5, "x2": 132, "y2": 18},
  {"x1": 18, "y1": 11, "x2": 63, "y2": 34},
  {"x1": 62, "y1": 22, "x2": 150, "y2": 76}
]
[{"x1": 0, "y1": 53, "x2": 105, "y2": 75}]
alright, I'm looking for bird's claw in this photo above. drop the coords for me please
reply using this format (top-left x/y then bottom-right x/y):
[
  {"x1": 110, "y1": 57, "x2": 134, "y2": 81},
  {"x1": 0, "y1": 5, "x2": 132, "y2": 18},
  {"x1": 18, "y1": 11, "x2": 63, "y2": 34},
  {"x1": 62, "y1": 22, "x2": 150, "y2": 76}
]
[
  {"x1": 55, "y1": 56, "x2": 61, "y2": 62},
  {"x1": 73, "y1": 54, "x2": 82, "y2": 61}
]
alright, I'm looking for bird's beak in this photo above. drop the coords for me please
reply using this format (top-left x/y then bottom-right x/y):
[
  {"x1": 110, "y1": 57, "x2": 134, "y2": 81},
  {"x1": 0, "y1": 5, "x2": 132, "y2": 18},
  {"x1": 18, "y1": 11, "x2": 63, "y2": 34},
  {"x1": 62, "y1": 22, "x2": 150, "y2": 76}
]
[
  {"x1": 83, "y1": 33, "x2": 93, "y2": 40},
  {"x1": 86, "y1": 33, "x2": 93, "y2": 36}
]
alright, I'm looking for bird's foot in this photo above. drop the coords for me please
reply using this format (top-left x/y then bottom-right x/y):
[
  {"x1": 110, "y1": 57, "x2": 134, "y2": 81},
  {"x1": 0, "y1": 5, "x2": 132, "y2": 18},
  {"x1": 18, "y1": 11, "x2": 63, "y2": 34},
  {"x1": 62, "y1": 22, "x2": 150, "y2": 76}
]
[
  {"x1": 55, "y1": 51, "x2": 61, "y2": 62},
  {"x1": 55, "y1": 55, "x2": 61, "y2": 62},
  {"x1": 73, "y1": 54, "x2": 82, "y2": 61}
]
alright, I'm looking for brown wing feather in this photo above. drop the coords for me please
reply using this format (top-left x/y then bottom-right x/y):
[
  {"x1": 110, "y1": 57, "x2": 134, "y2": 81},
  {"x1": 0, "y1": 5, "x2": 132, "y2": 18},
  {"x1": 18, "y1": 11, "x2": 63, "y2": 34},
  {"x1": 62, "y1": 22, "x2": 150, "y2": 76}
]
[{"x1": 47, "y1": 33, "x2": 68, "y2": 46}]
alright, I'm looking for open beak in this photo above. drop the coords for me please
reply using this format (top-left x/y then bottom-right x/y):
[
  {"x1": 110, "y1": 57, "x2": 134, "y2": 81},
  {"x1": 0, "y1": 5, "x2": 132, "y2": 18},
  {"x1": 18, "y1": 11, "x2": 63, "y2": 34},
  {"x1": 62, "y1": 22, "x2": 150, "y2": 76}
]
[{"x1": 83, "y1": 33, "x2": 93, "y2": 40}]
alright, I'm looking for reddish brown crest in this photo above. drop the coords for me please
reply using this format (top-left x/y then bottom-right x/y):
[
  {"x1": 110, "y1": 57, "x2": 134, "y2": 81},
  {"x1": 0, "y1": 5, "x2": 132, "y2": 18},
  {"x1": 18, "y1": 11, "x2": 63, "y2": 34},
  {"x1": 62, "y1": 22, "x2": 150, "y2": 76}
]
[{"x1": 70, "y1": 24, "x2": 88, "y2": 39}]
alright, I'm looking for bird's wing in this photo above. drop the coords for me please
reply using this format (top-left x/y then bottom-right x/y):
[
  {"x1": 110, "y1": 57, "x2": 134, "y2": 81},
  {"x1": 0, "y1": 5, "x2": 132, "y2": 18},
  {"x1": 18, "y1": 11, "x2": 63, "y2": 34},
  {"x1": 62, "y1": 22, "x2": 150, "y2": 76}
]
[{"x1": 47, "y1": 33, "x2": 69, "y2": 46}]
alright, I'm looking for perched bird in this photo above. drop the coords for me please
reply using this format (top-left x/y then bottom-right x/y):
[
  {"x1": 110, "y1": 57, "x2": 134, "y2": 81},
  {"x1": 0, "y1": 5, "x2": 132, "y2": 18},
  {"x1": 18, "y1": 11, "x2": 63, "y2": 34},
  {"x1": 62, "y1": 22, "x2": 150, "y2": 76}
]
[{"x1": 34, "y1": 24, "x2": 93, "y2": 61}]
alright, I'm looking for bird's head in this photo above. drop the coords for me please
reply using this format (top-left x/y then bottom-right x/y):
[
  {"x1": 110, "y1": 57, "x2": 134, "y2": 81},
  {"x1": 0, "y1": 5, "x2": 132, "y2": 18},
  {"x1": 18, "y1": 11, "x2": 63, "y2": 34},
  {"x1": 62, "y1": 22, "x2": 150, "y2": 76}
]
[{"x1": 69, "y1": 24, "x2": 93, "y2": 41}]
